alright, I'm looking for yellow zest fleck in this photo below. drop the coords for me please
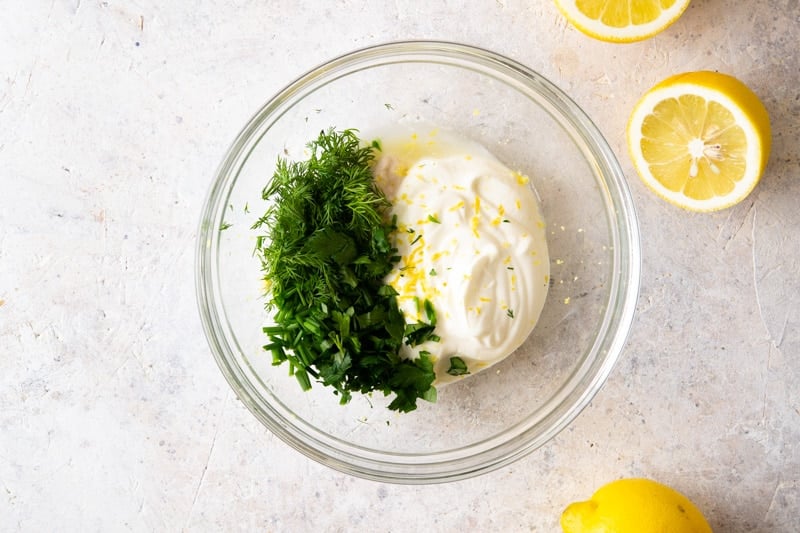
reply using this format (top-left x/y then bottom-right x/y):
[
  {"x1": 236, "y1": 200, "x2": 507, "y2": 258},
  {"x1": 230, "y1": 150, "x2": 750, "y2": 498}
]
[
  {"x1": 514, "y1": 171, "x2": 529, "y2": 185},
  {"x1": 449, "y1": 200, "x2": 465, "y2": 211},
  {"x1": 498, "y1": 204, "x2": 506, "y2": 216},
  {"x1": 503, "y1": 256, "x2": 512, "y2": 265},
  {"x1": 501, "y1": 241, "x2": 511, "y2": 249},
  {"x1": 491, "y1": 217, "x2": 502, "y2": 226},
  {"x1": 479, "y1": 297, "x2": 491, "y2": 303},
  {"x1": 564, "y1": 297, "x2": 571, "y2": 305},
  {"x1": 411, "y1": 133, "x2": 418, "y2": 140},
  {"x1": 465, "y1": 154, "x2": 472, "y2": 161},
  {"x1": 515, "y1": 199, "x2": 521, "y2": 210},
  {"x1": 401, "y1": 193, "x2": 413, "y2": 205},
  {"x1": 453, "y1": 185, "x2": 466, "y2": 191},
  {"x1": 473, "y1": 196, "x2": 481, "y2": 214},
  {"x1": 555, "y1": 259, "x2": 564, "y2": 265},
  {"x1": 471, "y1": 216, "x2": 480, "y2": 238},
  {"x1": 537, "y1": 220, "x2": 545, "y2": 229}
]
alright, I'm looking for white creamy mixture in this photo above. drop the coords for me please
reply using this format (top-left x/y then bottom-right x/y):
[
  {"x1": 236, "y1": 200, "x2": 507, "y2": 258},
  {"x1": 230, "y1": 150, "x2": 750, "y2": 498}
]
[{"x1": 372, "y1": 129, "x2": 550, "y2": 384}]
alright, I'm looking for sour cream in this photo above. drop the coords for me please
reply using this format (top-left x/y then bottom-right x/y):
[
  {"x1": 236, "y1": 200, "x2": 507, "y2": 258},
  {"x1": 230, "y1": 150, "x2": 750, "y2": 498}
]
[{"x1": 372, "y1": 129, "x2": 550, "y2": 384}]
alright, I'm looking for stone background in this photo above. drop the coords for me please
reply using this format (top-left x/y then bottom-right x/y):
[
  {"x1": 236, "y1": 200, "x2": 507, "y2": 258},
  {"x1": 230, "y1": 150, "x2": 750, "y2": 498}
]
[{"x1": 1, "y1": 1, "x2": 798, "y2": 531}]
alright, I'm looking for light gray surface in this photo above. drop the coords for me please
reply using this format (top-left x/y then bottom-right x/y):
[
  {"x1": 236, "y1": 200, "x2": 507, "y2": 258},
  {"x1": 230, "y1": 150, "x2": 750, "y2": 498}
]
[{"x1": 1, "y1": 1, "x2": 798, "y2": 531}]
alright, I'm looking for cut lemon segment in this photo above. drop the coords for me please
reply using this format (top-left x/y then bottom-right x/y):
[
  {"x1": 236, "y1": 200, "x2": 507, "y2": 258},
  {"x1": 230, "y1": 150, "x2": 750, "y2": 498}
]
[
  {"x1": 555, "y1": 0, "x2": 691, "y2": 43},
  {"x1": 627, "y1": 71, "x2": 771, "y2": 212}
]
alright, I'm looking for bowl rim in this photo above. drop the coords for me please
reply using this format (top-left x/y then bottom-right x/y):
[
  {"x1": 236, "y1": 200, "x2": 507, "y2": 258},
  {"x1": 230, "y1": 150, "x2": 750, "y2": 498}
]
[{"x1": 195, "y1": 39, "x2": 641, "y2": 484}]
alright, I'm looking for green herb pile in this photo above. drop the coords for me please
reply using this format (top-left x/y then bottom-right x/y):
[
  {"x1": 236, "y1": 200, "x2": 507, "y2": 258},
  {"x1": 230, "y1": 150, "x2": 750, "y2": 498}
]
[{"x1": 253, "y1": 128, "x2": 438, "y2": 413}]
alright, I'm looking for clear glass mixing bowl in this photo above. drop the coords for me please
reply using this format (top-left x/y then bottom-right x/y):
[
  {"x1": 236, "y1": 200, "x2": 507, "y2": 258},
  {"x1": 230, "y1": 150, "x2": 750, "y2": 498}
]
[{"x1": 196, "y1": 41, "x2": 640, "y2": 483}]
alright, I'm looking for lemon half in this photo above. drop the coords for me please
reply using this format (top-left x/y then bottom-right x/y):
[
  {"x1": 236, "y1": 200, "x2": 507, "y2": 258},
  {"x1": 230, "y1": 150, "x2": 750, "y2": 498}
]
[
  {"x1": 561, "y1": 478, "x2": 712, "y2": 533},
  {"x1": 627, "y1": 71, "x2": 771, "y2": 212},
  {"x1": 555, "y1": 0, "x2": 691, "y2": 43}
]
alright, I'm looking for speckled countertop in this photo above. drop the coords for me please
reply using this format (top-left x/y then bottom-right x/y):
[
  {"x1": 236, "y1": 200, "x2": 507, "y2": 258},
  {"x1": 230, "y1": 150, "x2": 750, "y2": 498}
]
[{"x1": 1, "y1": 1, "x2": 799, "y2": 531}]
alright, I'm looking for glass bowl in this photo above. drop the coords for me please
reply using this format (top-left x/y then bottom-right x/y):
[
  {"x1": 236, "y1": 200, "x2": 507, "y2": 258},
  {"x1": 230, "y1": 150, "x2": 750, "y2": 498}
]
[{"x1": 196, "y1": 41, "x2": 640, "y2": 483}]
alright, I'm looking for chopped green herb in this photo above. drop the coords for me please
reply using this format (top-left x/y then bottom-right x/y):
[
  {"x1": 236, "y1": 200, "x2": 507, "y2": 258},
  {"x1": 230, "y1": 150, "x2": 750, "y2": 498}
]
[
  {"x1": 253, "y1": 128, "x2": 438, "y2": 413},
  {"x1": 429, "y1": 268, "x2": 437, "y2": 276},
  {"x1": 410, "y1": 234, "x2": 422, "y2": 246},
  {"x1": 384, "y1": 103, "x2": 394, "y2": 110},
  {"x1": 428, "y1": 214, "x2": 440, "y2": 224},
  {"x1": 244, "y1": 202, "x2": 250, "y2": 214},
  {"x1": 446, "y1": 356, "x2": 470, "y2": 376},
  {"x1": 502, "y1": 219, "x2": 510, "y2": 223},
  {"x1": 220, "y1": 222, "x2": 232, "y2": 231},
  {"x1": 371, "y1": 139, "x2": 382, "y2": 151},
  {"x1": 423, "y1": 299, "x2": 436, "y2": 326},
  {"x1": 506, "y1": 309, "x2": 514, "y2": 318}
]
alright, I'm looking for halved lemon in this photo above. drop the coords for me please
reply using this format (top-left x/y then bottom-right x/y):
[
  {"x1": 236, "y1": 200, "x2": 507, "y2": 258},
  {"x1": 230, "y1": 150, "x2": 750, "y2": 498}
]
[
  {"x1": 554, "y1": 0, "x2": 691, "y2": 43},
  {"x1": 627, "y1": 71, "x2": 771, "y2": 212}
]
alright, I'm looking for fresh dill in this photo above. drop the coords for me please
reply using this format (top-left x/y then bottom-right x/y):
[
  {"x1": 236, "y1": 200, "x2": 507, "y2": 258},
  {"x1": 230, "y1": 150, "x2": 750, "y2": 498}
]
[{"x1": 253, "y1": 128, "x2": 438, "y2": 413}]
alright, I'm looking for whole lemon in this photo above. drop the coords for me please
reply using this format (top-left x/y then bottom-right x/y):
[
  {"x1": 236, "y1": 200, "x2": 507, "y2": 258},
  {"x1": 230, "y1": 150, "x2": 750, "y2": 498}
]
[{"x1": 561, "y1": 478, "x2": 712, "y2": 533}]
